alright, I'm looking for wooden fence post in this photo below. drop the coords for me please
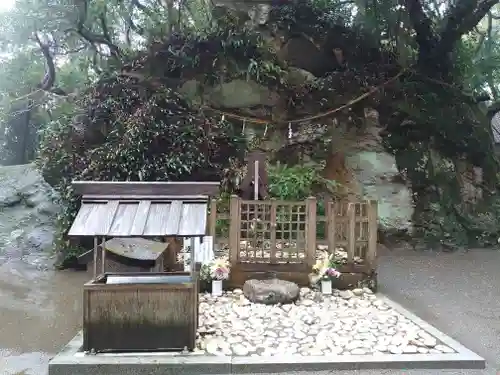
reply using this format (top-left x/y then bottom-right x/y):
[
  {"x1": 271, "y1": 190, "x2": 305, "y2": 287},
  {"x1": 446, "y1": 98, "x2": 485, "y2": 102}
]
[
  {"x1": 270, "y1": 198, "x2": 277, "y2": 264},
  {"x1": 229, "y1": 195, "x2": 240, "y2": 264},
  {"x1": 367, "y1": 200, "x2": 378, "y2": 268},
  {"x1": 347, "y1": 203, "x2": 355, "y2": 263},
  {"x1": 324, "y1": 197, "x2": 331, "y2": 241},
  {"x1": 305, "y1": 197, "x2": 317, "y2": 267},
  {"x1": 208, "y1": 199, "x2": 217, "y2": 238},
  {"x1": 326, "y1": 199, "x2": 336, "y2": 253}
]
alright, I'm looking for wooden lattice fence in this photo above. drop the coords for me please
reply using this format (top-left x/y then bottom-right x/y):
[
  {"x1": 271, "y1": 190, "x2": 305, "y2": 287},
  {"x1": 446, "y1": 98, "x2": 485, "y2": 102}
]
[{"x1": 207, "y1": 196, "x2": 378, "y2": 289}]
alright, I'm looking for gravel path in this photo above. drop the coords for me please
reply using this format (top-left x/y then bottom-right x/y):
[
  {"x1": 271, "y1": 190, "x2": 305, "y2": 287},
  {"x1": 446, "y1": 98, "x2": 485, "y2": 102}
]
[{"x1": 196, "y1": 287, "x2": 452, "y2": 357}]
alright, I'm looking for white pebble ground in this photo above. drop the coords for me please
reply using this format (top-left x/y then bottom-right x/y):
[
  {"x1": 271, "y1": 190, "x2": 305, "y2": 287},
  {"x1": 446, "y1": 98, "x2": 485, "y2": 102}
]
[{"x1": 195, "y1": 287, "x2": 455, "y2": 357}]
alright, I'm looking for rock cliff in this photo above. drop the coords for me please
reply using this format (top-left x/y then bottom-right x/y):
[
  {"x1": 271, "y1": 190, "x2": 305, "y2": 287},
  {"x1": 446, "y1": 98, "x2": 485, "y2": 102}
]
[{"x1": 0, "y1": 164, "x2": 59, "y2": 268}]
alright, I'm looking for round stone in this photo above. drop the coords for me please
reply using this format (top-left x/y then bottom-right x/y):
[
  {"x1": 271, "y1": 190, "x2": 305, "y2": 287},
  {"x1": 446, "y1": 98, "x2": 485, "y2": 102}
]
[
  {"x1": 352, "y1": 288, "x2": 364, "y2": 296},
  {"x1": 309, "y1": 349, "x2": 325, "y2": 356},
  {"x1": 294, "y1": 330, "x2": 307, "y2": 339},
  {"x1": 228, "y1": 336, "x2": 243, "y2": 344},
  {"x1": 435, "y1": 344, "x2": 455, "y2": 353},
  {"x1": 327, "y1": 346, "x2": 343, "y2": 355},
  {"x1": 389, "y1": 345, "x2": 403, "y2": 354},
  {"x1": 351, "y1": 348, "x2": 366, "y2": 355},
  {"x1": 402, "y1": 345, "x2": 418, "y2": 354},
  {"x1": 423, "y1": 337, "x2": 438, "y2": 348},
  {"x1": 233, "y1": 344, "x2": 250, "y2": 356},
  {"x1": 206, "y1": 339, "x2": 219, "y2": 355},
  {"x1": 374, "y1": 344, "x2": 388, "y2": 352}
]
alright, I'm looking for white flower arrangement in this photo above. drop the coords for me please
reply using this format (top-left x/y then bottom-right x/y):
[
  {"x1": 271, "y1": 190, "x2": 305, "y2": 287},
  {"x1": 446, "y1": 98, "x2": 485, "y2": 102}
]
[
  {"x1": 312, "y1": 250, "x2": 341, "y2": 281},
  {"x1": 200, "y1": 256, "x2": 231, "y2": 281}
]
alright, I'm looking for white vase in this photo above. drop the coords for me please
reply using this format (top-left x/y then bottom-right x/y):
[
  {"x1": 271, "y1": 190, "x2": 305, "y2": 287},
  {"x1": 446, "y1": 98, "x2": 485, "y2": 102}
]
[
  {"x1": 321, "y1": 280, "x2": 332, "y2": 295},
  {"x1": 211, "y1": 280, "x2": 223, "y2": 297}
]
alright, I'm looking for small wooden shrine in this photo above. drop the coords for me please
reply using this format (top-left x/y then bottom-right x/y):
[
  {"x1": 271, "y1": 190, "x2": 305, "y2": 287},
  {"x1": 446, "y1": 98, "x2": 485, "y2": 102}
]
[{"x1": 68, "y1": 181, "x2": 218, "y2": 353}]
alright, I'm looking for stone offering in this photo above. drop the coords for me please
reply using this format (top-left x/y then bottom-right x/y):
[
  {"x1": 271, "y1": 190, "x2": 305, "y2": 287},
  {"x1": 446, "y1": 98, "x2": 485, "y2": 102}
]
[{"x1": 242, "y1": 278, "x2": 300, "y2": 305}]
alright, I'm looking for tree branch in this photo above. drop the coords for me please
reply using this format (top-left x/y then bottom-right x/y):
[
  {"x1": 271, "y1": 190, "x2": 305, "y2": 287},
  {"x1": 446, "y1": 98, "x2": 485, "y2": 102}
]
[
  {"x1": 473, "y1": 23, "x2": 487, "y2": 55},
  {"x1": 131, "y1": 0, "x2": 155, "y2": 16},
  {"x1": 125, "y1": 0, "x2": 148, "y2": 46},
  {"x1": 73, "y1": 0, "x2": 122, "y2": 59},
  {"x1": 32, "y1": 32, "x2": 66, "y2": 95},
  {"x1": 99, "y1": 9, "x2": 112, "y2": 43},
  {"x1": 440, "y1": 0, "x2": 500, "y2": 54},
  {"x1": 483, "y1": 11, "x2": 498, "y2": 99},
  {"x1": 161, "y1": 0, "x2": 175, "y2": 34},
  {"x1": 405, "y1": 0, "x2": 500, "y2": 80},
  {"x1": 33, "y1": 32, "x2": 56, "y2": 91},
  {"x1": 404, "y1": 0, "x2": 438, "y2": 48}
]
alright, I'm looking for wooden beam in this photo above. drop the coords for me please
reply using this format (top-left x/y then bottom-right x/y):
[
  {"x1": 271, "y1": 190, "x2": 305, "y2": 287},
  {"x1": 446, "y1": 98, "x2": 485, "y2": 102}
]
[
  {"x1": 81, "y1": 195, "x2": 209, "y2": 202},
  {"x1": 72, "y1": 181, "x2": 220, "y2": 197}
]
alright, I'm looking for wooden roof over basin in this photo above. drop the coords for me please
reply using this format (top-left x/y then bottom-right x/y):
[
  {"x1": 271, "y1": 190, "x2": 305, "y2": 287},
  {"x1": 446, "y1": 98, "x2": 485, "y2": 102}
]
[{"x1": 68, "y1": 181, "x2": 219, "y2": 238}]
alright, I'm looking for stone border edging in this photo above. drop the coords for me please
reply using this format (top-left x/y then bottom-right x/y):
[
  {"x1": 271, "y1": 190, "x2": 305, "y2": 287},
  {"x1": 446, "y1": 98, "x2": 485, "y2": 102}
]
[{"x1": 48, "y1": 293, "x2": 485, "y2": 375}]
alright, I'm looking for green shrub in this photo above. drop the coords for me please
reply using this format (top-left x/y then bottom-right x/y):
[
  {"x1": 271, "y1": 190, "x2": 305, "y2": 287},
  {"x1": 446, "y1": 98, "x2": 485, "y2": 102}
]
[
  {"x1": 268, "y1": 162, "x2": 341, "y2": 239},
  {"x1": 37, "y1": 76, "x2": 245, "y2": 261},
  {"x1": 268, "y1": 162, "x2": 326, "y2": 200}
]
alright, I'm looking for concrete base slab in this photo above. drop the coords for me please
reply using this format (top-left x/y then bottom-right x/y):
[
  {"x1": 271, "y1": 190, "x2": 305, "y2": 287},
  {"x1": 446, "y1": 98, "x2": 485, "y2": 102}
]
[{"x1": 49, "y1": 295, "x2": 485, "y2": 375}]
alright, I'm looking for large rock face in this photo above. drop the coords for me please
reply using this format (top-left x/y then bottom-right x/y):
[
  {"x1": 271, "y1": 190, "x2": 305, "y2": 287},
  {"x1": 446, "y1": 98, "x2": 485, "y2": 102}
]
[
  {"x1": 179, "y1": 79, "x2": 278, "y2": 109},
  {"x1": 0, "y1": 164, "x2": 59, "y2": 267},
  {"x1": 320, "y1": 123, "x2": 414, "y2": 234},
  {"x1": 346, "y1": 150, "x2": 413, "y2": 233}
]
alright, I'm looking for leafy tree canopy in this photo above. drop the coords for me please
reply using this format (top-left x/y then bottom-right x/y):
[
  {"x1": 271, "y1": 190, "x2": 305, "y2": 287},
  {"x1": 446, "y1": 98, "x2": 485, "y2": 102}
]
[{"x1": 1, "y1": 0, "x2": 500, "y2": 257}]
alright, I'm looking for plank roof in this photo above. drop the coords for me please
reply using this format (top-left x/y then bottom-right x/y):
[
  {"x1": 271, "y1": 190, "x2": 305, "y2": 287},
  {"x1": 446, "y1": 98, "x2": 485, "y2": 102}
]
[{"x1": 68, "y1": 181, "x2": 218, "y2": 237}]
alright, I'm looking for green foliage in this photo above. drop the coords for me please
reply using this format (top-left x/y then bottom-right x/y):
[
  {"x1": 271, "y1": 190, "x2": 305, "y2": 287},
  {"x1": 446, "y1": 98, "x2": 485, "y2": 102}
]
[
  {"x1": 381, "y1": 75, "x2": 499, "y2": 248},
  {"x1": 267, "y1": 162, "x2": 341, "y2": 239},
  {"x1": 150, "y1": 25, "x2": 287, "y2": 90},
  {"x1": 458, "y1": 13, "x2": 500, "y2": 99},
  {"x1": 246, "y1": 58, "x2": 288, "y2": 87},
  {"x1": 37, "y1": 76, "x2": 246, "y2": 259},
  {"x1": 270, "y1": 0, "x2": 352, "y2": 38},
  {"x1": 0, "y1": 0, "x2": 500, "y2": 256},
  {"x1": 268, "y1": 162, "x2": 343, "y2": 201},
  {"x1": 462, "y1": 200, "x2": 500, "y2": 246},
  {"x1": 268, "y1": 163, "x2": 323, "y2": 201},
  {"x1": 0, "y1": 50, "x2": 43, "y2": 164},
  {"x1": 416, "y1": 196, "x2": 500, "y2": 248},
  {"x1": 0, "y1": 48, "x2": 94, "y2": 165},
  {"x1": 213, "y1": 191, "x2": 232, "y2": 238}
]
